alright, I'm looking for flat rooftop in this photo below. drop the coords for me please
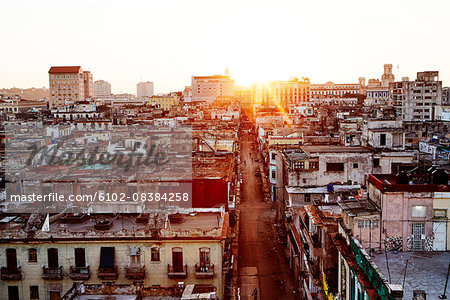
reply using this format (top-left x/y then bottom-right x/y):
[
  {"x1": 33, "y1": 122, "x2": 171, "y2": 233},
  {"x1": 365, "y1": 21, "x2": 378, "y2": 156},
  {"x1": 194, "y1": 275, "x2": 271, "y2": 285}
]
[
  {"x1": 0, "y1": 211, "x2": 227, "y2": 241},
  {"x1": 371, "y1": 251, "x2": 450, "y2": 299},
  {"x1": 302, "y1": 145, "x2": 371, "y2": 154}
]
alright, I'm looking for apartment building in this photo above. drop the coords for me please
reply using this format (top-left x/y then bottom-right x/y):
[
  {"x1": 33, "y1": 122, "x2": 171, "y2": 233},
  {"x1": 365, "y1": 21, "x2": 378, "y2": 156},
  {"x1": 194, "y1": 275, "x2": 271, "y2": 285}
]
[
  {"x1": 0, "y1": 209, "x2": 230, "y2": 300},
  {"x1": 148, "y1": 95, "x2": 179, "y2": 111},
  {"x1": 191, "y1": 75, "x2": 234, "y2": 103},
  {"x1": 368, "y1": 171, "x2": 450, "y2": 252},
  {"x1": 391, "y1": 71, "x2": 443, "y2": 121},
  {"x1": 93, "y1": 80, "x2": 112, "y2": 98},
  {"x1": 48, "y1": 66, "x2": 86, "y2": 108},
  {"x1": 137, "y1": 81, "x2": 154, "y2": 98},
  {"x1": 83, "y1": 71, "x2": 93, "y2": 99},
  {"x1": 310, "y1": 82, "x2": 361, "y2": 99}
]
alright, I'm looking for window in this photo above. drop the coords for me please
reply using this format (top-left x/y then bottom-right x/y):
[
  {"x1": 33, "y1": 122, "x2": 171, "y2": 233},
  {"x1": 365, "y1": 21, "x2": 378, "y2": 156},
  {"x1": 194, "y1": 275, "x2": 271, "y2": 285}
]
[
  {"x1": 310, "y1": 161, "x2": 319, "y2": 169},
  {"x1": 326, "y1": 163, "x2": 344, "y2": 172},
  {"x1": 129, "y1": 247, "x2": 141, "y2": 265},
  {"x1": 172, "y1": 247, "x2": 184, "y2": 272},
  {"x1": 47, "y1": 248, "x2": 59, "y2": 268},
  {"x1": 6, "y1": 249, "x2": 18, "y2": 271},
  {"x1": 8, "y1": 286, "x2": 19, "y2": 300},
  {"x1": 30, "y1": 286, "x2": 39, "y2": 299},
  {"x1": 74, "y1": 248, "x2": 86, "y2": 268},
  {"x1": 99, "y1": 247, "x2": 115, "y2": 269},
  {"x1": 304, "y1": 193, "x2": 310, "y2": 203},
  {"x1": 151, "y1": 247, "x2": 160, "y2": 261},
  {"x1": 434, "y1": 209, "x2": 447, "y2": 218},
  {"x1": 271, "y1": 153, "x2": 276, "y2": 161},
  {"x1": 28, "y1": 249, "x2": 37, "y2": 263},
  {"x1": 373, "y1": 158, "x2": 380, "y2": 167},
  {"x1": 353, "y1": 163, "x2": 359, "y2": 168},
  {"x1": 294, "y1": 161, "x2": 305, "y2": 169},
  {"x1": 199, "y1": 247, "x2": 211, "y2": 267},
  {"x1": 358, "y1": 220, "x2": 378, "y2": 228},
  {"x1": 412, "y1": 205, "x2": 426, "y2": 218},
  {"x1": 380, "y1": 134, "x2": 386, "y2": 146}
]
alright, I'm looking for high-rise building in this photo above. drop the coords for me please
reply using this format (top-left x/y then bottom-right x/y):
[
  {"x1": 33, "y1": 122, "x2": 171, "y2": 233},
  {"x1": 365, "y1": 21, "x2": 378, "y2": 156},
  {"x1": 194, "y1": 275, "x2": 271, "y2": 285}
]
[
  {"x1": 191, "y1": 71, "x2": 234, "y2": 103},
  {"x1": 93, "y1": 80, "x2": 112, "y2": 98},
  {"x1": 83, "y1": 71, "x2": 93, "y2": 99},
  {"x1": 137, "y1": 81, "x2": 154, "y2": 98},
  {"x1": 391, "y1": 71, "x2": 443, "y2": 121},
  {"x1": 48, "y1": 66, "x2": 85, "y2": 108}
]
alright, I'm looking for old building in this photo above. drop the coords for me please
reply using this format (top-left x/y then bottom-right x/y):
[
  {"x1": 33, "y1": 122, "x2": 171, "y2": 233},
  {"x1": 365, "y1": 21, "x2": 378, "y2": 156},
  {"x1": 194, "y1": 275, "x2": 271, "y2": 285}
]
[
  {"x1": 0, "y1": 209, "x2": 230, "y2": 300},
  {"x1": 48, "y1": 66, "x2": 86, "y2": 108},
  {"x1": 287, "y1": 204, "x2": 341, "y2": 299},
  {"x1": 368, "y1": 172, "x2": 450, "y2": 251},
  {"x1": 83, "y1": 71, "x2": 93, "y2": 100},
  {"x1": 148, "y1": 95, "x2": 180, "y2": 111},
  {"x1": 191, "y1": 74, "x2": 234, "y2": 103},
  {"x1": 331, "y1": 223, "x2": 401, "y2": 300},
  {"x1": 93, "y1": 80, "x2": 112, "y2": 98},
  {"x1": 391, "y1": 71, "x2": 443, "y2": 122},
  {"x1": 137, "y1": 81, "x2": 154, "y2": 98}
]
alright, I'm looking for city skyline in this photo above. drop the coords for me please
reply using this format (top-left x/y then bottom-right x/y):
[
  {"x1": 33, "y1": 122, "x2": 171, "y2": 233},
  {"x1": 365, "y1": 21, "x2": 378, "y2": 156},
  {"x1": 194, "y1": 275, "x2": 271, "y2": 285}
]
[{"x1": 1, "y1": 0, "x2": 450, "y2": 94}]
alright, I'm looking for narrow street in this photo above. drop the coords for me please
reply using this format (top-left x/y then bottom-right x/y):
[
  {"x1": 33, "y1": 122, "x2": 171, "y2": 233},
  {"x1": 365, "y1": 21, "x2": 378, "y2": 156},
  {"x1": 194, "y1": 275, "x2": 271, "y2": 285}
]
[{"x1": 238, "y1": 130, "x2": 297, "y2": 300}]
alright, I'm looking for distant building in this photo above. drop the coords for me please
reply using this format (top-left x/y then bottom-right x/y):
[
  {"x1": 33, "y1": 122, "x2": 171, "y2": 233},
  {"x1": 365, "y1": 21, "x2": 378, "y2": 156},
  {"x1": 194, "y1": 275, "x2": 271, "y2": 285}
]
[
  {"x1": 191, "y1": 73, "x2": 234, "y2": 103},
  {"x1": 391, "y1": 71, "x2": 443, "y2": 121},
  {"x1": 83, "y1": 71, "x2": 93, "y2": 99},
  {"x1": 310, "y1": 81, "x2": 360, "y2": 99},
  {"x1": 381, "y1": 64, "x2": 395, "y2": 87},
  {"x1": 252, "y1": 78, "x2": 310, "y2": 110},
  {"x1": 48, "y1": 66, "x2": 86, "y2": 108},
  {"x1": 148, "y1": 95, "x2": 179, "y2": 111},
  {"x1": 137, "y1": 81, "x2": 154, "y2": 98},
  {"x1": 182, "y1": 86, "x2": 192, "y2": 102},
  {"x1": 93, "y1": 80, "x2": 111, "y2": 98}
]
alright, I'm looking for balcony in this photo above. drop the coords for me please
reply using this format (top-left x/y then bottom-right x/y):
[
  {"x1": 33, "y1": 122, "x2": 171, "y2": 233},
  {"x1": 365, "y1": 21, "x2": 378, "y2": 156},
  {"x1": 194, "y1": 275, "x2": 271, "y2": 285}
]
[
  {"x1": 42, "y1": 266, "x2": 63, "y2": 280},
  {"x1": 69, "y1": 266, "x2": 90, "y2": 280},
  {"x1": 195, "y1": 264, "x2": 215, "y2": 279},
  {"x1": 0, "y1": 267, "x2": 22, "y2": 281},
  {"x1": 97, "y1": 266, "x2": 118, "y2": 280},
  {"x1": 125, "y1": 266, "x2": 146, "y2": 280},
  {"x1": 167, "y1": 264, "x2": 188, "y2": 278}
]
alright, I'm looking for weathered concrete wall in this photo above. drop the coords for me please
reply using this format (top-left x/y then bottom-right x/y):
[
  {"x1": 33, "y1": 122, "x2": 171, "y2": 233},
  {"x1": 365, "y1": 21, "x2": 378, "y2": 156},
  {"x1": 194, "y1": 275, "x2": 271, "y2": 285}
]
[{"x1": 0, "y1": 240, "x2": 224, "y2": 300}]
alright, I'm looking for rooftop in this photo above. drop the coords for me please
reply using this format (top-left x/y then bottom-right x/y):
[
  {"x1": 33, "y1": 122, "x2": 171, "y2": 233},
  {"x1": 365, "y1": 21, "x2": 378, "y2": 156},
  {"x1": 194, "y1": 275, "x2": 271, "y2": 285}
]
[
  {"x1": 372, "y1": 251, "x2": 449, "y2": 299},
  {"x1": 48, "y1": 66, "x2": 82, "y2": 73},
  {"x1": 0, "y1": 210, "x2": 228, "y2": 241},
  {"x1": 338, "y1": 198, "x2": 380, "y2": 217},
  {"x1": 302, "y1": 145, "x2": 371, "y2": 154}
]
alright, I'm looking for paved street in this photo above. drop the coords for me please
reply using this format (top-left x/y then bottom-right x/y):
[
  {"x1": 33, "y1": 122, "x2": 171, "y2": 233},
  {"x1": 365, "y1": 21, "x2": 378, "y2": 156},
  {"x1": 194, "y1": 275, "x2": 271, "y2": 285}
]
[{"x1": 238, "y1": 131, "x2": 297, "y2": 300}]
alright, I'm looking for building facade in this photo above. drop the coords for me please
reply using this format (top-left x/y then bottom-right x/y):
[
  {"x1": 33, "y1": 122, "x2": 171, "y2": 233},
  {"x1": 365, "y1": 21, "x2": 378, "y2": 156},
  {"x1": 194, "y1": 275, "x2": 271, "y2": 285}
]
[
  {"x1": 191, "y1": 75, "x2": 234, "y2": 103},
  {"x1": 137, "y1": 81, "x2": 154, "y2": 98},
  {"x1": 93, "y1": 80, "x2": 112, "y2": 98},
  {"x1": 48, "y1": 66, "x2": 86, "y2": 108}
]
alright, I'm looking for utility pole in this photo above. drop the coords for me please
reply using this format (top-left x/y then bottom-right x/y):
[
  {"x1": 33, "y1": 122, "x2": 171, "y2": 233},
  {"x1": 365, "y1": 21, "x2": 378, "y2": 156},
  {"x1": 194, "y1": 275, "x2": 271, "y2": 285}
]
[{"x1": 440, "y1": 262, "x2": 450, "y2": 299}]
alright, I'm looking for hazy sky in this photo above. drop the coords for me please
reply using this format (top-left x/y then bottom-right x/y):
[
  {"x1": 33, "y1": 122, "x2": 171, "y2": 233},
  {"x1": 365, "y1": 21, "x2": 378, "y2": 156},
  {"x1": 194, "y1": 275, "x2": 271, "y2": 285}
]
[{"x1": 1, "y1": 0, "x2": 450, "y2": 94}]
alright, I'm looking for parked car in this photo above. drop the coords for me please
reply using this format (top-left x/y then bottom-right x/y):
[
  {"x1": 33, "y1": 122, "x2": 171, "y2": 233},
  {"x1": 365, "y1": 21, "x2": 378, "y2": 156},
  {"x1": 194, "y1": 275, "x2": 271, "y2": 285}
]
[{"x1": 255, "y1": 170, "x2": 261, "y2": 177}]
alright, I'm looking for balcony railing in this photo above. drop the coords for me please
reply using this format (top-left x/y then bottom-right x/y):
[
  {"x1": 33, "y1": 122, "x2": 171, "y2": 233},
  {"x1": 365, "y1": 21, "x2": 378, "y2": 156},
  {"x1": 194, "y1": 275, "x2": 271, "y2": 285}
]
[
  {"x1": 125, "y1": 266, "x2": 146, "y2": 280},
  {"x1": 195, "y1": 264, "x2": 215, "y2": 279},
  {"x1": 69, "y1": 266, "x2": 90, "y2": 280},
  {"x1": 0, "y1": 267, "x2": 22, "y2": 281},
  {"x1": 167, "y1": 264, "x2": 188, "y2": 278},
  {"x1": 97, "y1": 266, "x2": 118, "y2": 280},
  {"x1": 42, "y1": 266, "x2": 63, "y2": 280}
]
